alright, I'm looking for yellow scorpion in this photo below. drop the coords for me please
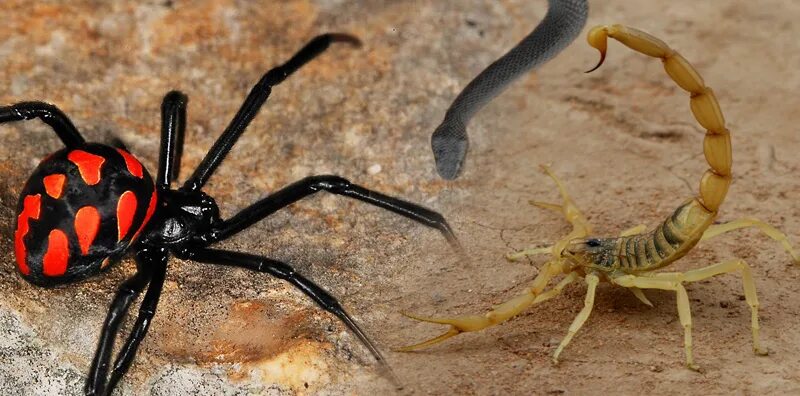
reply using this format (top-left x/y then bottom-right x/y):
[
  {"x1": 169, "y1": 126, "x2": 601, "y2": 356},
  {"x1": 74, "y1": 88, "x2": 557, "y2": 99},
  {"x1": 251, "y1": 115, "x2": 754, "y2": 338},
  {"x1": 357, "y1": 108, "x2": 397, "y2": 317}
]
[{"x1": 399, "y1": 24, "x2": 800, "y2": 370}]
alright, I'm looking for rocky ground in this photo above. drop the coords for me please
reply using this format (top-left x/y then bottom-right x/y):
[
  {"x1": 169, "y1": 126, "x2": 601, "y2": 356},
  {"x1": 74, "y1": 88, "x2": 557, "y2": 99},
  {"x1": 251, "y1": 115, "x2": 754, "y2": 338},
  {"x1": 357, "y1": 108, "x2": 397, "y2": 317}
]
[{"x1": 1, "y1": 0, "x2": 799, "y2": 394}]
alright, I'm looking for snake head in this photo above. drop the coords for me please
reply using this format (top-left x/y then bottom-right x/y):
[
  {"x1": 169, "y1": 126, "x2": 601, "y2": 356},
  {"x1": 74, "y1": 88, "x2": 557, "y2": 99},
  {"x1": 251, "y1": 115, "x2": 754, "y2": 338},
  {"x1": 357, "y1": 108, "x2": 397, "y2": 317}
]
[{"x1": 431, "y1": 118, "x2": 469, "y2": 180}]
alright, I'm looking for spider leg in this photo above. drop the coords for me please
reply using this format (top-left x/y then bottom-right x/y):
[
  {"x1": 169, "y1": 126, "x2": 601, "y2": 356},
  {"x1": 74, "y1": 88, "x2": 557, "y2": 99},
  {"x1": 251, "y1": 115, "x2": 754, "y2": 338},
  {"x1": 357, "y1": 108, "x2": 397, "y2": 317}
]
[
  {"x1": 85, "y1": 260, "x2": 152, "y2": 396},
  {"x1": 178, "y1": 247, "x2": 400, "y2": 387},
  {"x1": 104, "y1": 247, "x2": 169, "y2": 394},
  {"x1": 0, "y1": 101, "x2": 85, "y2": 148},
  {"x1": 201, "y1": 175, "x2": 461, "y2": 251},
  {"x1": 157, "y1": 91, "x2": 188, "y2": 189},
  {"x1": 182, "y1": 33, "x2": 361, "y2": 191}
]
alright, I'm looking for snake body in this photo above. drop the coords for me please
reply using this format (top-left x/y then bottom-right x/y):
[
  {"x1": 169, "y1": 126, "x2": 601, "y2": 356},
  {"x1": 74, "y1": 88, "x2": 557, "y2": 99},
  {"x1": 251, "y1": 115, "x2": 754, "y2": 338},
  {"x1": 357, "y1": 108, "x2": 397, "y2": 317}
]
[{"x1": 431, "y1": 0, "x2": 589, "y2": 179}]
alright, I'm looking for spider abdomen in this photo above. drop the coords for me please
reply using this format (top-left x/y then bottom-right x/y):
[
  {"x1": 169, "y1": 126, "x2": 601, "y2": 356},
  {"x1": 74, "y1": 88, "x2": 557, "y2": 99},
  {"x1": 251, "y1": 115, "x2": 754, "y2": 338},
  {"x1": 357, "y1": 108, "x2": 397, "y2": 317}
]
[{"x1": 14, "y1": 143, "x2": 158, "y2": 286}]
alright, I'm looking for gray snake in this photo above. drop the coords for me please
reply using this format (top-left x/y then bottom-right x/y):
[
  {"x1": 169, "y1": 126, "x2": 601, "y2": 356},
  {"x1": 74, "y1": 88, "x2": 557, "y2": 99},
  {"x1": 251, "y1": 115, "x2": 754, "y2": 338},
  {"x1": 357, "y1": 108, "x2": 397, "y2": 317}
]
[{"x1": 431, "y1": 0, "x2": 589, "y2": 179}]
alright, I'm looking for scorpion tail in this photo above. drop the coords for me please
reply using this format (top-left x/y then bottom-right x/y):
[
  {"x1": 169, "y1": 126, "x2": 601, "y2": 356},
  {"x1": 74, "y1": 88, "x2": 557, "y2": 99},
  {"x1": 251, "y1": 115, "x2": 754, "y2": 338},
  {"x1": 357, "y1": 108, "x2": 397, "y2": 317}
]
[
  {"x1": 586, "y1": 25, "x2": 731, "y2": 216},
  {"x1": 585, "y1": 26, "x2": 608, "y2": 73}
]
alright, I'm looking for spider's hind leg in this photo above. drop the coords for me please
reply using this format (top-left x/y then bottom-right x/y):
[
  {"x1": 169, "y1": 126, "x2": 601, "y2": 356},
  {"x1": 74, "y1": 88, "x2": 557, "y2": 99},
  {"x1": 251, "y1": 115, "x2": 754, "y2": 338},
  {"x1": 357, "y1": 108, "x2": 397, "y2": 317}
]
[
  {"x1": 0, "y1": 102, "x2": 85, "y2": 148},
  {"x1": 179, "y1": 247, "x2": 401, "y2": 387},
  {"x1": 104, "y1": 248, "x2": 169, "y2": 392},
  {"x1": 85, "y1": 247, "x2": 169, "y2": 396}
]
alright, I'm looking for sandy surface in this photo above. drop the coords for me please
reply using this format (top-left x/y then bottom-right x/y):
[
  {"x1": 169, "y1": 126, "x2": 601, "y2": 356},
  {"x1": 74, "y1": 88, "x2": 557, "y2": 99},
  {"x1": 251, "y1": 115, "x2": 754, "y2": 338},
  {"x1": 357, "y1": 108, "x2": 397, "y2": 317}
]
[{"x1": 1, "y1": 0, "x2": 799, "y2": 395}]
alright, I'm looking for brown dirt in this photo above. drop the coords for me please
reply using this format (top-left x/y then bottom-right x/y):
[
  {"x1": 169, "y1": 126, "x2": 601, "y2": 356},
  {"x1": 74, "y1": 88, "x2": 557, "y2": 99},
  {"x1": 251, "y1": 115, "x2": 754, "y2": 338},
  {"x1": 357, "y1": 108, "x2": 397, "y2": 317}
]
[{"x1": 1, "y1": 0, "x2": 799, "y2": 395}]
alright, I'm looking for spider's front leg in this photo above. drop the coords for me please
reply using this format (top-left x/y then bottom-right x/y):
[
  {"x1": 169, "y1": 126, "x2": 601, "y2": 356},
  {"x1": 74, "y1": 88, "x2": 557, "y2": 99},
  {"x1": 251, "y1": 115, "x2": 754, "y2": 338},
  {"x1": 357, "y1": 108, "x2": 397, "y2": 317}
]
[
  {"x1": 200, "y1": 175, "x2": 462, "y2": 252},
  {"x1": 182, "y1": 33, "x2": 361, "y2": 191},
  {"x1": 156, "y1": 91, "x2": 188, "y2": 189}
]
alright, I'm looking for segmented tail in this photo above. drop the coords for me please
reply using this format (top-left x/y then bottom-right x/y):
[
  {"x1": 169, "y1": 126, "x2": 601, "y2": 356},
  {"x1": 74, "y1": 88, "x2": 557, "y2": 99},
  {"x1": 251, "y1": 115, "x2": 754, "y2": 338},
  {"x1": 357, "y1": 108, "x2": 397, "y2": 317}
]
[
  {"x1": 587, "y1": 24, "x2": 731, "y2": 214},
  {"x1": 586, "y1": 25, "x2": 730, "y2": 269}
]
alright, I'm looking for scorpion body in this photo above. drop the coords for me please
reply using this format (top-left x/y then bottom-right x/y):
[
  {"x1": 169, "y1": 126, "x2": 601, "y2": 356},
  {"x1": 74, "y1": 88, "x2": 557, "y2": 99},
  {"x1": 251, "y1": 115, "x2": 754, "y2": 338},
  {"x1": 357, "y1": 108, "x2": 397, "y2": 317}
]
[
  {"x1": 400, "y1": 24, "x2": 799, "y2": 370},
  {"x1": 573, "y1": 199, "x2": 714, "y2": 274}
]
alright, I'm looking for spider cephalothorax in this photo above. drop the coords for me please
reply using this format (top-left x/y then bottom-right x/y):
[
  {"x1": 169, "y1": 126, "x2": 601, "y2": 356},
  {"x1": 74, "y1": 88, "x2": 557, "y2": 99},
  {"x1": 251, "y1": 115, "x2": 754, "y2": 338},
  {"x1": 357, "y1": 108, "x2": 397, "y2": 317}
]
[{"x1": 2, "y1": 33, "x2": 460, "y2": 395}]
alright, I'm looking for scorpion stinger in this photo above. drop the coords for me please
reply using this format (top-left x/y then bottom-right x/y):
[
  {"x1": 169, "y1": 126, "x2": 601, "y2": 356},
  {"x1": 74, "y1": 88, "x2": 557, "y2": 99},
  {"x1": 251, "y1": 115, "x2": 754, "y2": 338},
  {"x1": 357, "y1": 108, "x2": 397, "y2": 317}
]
[{"x1": 400, "y1": 24, "x2": 799, "y2": 371}]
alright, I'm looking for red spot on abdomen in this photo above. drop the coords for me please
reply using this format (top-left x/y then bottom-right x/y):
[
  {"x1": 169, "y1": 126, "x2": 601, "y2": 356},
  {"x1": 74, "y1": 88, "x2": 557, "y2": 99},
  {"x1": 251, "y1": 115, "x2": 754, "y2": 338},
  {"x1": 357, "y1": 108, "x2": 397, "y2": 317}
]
[
  {"x1": 43, "y1": 174, "x2": 66, "y2": 199},
  {"x1": 75, "y1": 206, "x2": 101, "y2": 255},
  {"x1": 132, "y1": 190, "x2": 158, "y2": 243},
  {"x1": 68, "y1": 150, "x2": 105, "y2": 185},
  {"x1": 117, "y1": 191, "x2": 138, "y2": 241},
  {"x1": 43, "y1": 229, "x2": 69, "y2": 277},
  {"x1": 14, "y1": 194, "x2": 42, "y2": 276},
  {"x1": 116, "y1": 149, "x2": 144, "y2": 179}
]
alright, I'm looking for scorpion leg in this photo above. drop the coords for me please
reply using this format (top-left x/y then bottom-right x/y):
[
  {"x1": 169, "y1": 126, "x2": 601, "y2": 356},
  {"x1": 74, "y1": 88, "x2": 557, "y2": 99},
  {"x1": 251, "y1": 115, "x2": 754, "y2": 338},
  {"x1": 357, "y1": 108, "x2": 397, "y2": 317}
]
[
  {"x1": 397, "y1": 263, "x2": 574, "y2": 351},
  {"x1": 533, "y1": 165, "x2": 593, "y2": 237},
  {"x1": 612, "y1": 274, "x2": 699, "y2": 370},
  {"x1": 628, "y1": 287, "x2": 654, "y2": 307},
  {"x1": 529, "y1": 201, "x2": 563, "y2": 213},
  {"x1": 652, "y1": 259, "x2": 767, "y2": 356},
  {"x1": 404, "y1": 167, "x2": 596, "y2": 351},
  {"x1": 506, "y1": 245, "x2": 551, "y2": 261},
  {"x1": 700, "y1": 218, "x2": 799, "y2": 263},
  {"x1": 508, "y1": 166, "x2": 593, "y2": 260},
  {"x1": 552, "y1": 273, "x2": 599, "y2": 364}
]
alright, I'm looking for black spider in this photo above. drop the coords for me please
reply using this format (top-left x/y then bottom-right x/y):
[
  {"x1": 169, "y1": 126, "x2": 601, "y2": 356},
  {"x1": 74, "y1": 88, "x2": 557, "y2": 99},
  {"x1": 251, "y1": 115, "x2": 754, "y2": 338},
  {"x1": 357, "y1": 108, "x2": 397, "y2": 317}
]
[{"x1": 2, "y1": 33, "x2": 460, "y2": 395}]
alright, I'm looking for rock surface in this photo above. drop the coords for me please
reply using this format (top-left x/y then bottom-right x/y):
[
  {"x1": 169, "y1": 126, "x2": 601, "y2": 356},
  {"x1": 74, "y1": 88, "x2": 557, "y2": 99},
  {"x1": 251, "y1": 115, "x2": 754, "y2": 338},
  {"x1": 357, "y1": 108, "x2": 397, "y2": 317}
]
[{"x1": 1, "y1": 0, "x2": 800, "y2": 395}]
